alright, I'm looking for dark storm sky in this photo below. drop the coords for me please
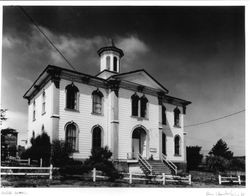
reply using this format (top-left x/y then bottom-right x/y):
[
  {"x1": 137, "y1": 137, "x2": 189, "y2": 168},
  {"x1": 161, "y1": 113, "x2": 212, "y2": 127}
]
[{"x1": 2, "y1": 6, "x2": 245, "y2": 155}]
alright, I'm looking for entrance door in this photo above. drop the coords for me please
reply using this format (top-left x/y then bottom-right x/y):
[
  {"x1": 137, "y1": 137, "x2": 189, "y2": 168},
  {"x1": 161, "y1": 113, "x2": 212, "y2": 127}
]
[
  {"x1": 132, "y1": 138, "x2": 140, "y2": 158},
  {"x1": 162, "y1": 133, "x2": 166, "y2": 155}
]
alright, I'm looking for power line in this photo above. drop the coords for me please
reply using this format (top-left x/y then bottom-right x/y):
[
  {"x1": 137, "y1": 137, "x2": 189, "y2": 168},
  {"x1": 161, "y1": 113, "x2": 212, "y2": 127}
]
[
  {"x1": 184, "y1": 109, "x2": 245, "y2": 128},
  {"x1": 17, "y1": 6, "x2": 77, "y2": 71}
]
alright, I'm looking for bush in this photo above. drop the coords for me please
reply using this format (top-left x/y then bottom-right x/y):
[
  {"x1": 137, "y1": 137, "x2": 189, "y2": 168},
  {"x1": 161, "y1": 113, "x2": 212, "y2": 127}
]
[
  {"x1": 186, "y1": 146, "x2": 203, "y2": 171},
  {"x1": 84, "y1": 146, "x2": 120, "y2": 181},
  {"x1": 59, "y1": 160, "x2": 88, "y2": 176},
  {"x1": 21, "y1": 133, "x2": 51, "y2": 166},
  {"x1": 206, "y1": 156, "x2": 230, "y2": 172},
  {"x1": 228, "y1": 157, "x2": 245, "y2": 171},
  {"x1": 51, "y1": 140, "x2": 72, "y2": 167}
]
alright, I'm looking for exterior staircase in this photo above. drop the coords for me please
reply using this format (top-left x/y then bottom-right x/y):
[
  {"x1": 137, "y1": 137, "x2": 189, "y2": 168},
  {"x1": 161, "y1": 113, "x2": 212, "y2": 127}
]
[{"x1": 147, "y1": 160, "x2": 172, "y2": 175}]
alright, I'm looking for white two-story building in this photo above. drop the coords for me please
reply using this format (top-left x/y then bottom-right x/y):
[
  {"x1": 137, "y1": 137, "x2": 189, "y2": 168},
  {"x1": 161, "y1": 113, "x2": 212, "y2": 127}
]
[{"x1": 24, "y1": 43, "x2": 191, "y2": 173}]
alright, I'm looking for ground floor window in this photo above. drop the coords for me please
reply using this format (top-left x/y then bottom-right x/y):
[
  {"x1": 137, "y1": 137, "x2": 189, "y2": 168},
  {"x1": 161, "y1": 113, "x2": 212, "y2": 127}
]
[
  {"x1": 174, "y1": 135, "x2": 181, "y2": 156},
  {"x1": 66, "y1": 123, "x2": 78, "y2": 152},
  {"x1": 92, "y1": 126, "x2": 102, "y2": 149}
]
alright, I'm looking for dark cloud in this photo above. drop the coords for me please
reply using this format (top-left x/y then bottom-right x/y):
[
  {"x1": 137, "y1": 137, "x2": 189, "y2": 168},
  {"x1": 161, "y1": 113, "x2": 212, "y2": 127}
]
[{"x1": 2, "y1": 6, "x2": 245, "y2": 155}]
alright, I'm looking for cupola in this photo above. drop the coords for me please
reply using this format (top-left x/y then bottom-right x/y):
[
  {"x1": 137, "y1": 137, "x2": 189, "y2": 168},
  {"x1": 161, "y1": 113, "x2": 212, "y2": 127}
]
[{"x1": 97, "y1": 40, "x2": 124, "y2": 73}]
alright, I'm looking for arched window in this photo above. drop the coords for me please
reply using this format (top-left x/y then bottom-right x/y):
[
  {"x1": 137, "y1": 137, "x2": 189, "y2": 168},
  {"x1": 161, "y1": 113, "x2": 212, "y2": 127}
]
[
  {"x1": 162, "y1": 105, "x2": 166, "y2": 125},
  {"x1": 174, "y1": 135, "x2": 181, "y2": 155},
  {"x1": 131, "y1": 93, "x2": 139, "y2": 116},
  {"x1": 66, "y1": 123, "x2": 78, "y2": 152},
  {"x1": 42, "y1": 90, "x2": 46, "y2": 114},
  {"x1": 106, "y1": 56, "x2": 111, "y2": 70},
  {"x1": 92, "y1": 89, "x2": 103, "y2": 114},
  {"x1": 113, "y1": 57, "x2": 118, "y2": 72},
  {"x1": 174, "y1": 107, "x2": 181, "y2": 127},
  {"x1": 140, "y1": 95, "x2": 148, "y2": 118},
  {"x1": 92, "y1": 126, "x2": 102, "y2": 149},
  {"x1": 33, "y1": 101, "x2": 36, "y2": 121},
  {"x1": 66, "y1": 83, "x2": 79, "y2": 110}
]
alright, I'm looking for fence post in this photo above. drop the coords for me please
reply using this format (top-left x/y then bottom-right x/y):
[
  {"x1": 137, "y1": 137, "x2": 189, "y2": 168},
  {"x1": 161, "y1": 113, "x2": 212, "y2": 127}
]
[
  {"x1": 28, "y1": 158, "x2": 30, "y2": 166},
  {"x1": 238, "y1": 175, "x2": 241, "y2": 185},
  {"x1": 49, "y1": 164, "x2": 53, "y2": 180},
  {"x1": 218, "y1": 175, "x2": 221, "y2": 185},
  {"x1": 188, "y1": 174, "x2": 192, "y2": 185},
  {"x1": 129, "y1": 172, "x2": 132, "y2": 184},
  {"x1": 162, "y1": 173, "x2": 165, "y2": 185},
  {"x1": 40, "y1": 158, "x2": 43, "y2": 167},
  {"x1": 93, "y1": 168, "x2": 96, "y2": 182}
]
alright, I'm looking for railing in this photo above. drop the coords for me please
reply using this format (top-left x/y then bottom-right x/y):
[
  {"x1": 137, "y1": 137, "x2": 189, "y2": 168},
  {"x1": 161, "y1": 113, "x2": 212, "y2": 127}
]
[
  {"x1": 218, "y1": 174, "x2": 245, "y2": 185},
  {"x1": 162, "y1": 153, "x2": 177, "y2": 175},
  {"x1": 8, "y1": 156, "x2": 31, "y2": 166},
  {"x1": 0, "y1": 165, "x2": 53, "y2": 180},
  {"x1": 138, "y1": 153, "x2": 152, "y2": 175}
]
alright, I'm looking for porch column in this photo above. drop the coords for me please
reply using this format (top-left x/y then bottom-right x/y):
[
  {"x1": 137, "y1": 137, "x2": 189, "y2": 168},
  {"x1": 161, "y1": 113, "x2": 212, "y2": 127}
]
[{"x1": 108, "y1": 80, "x2": 120, "y2": 160}]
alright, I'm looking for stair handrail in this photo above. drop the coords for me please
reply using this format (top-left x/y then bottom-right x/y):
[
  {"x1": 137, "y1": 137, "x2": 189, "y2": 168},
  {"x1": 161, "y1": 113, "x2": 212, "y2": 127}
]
[
  {"x1": 137, "y1": 153, "x2": 152, "y2": 174},
  {"x1": 162, "y1": 153, "x2": 177, "y2": 175}
]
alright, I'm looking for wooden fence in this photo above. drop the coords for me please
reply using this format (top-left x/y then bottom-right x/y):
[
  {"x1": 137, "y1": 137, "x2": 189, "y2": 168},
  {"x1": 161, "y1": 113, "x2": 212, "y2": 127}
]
[
  {"x1": 92, "y1": 168, "x2": 191, "y2": 185},
  {"x1": 0, "y1": 165, "x2": 53, "y2": 180},
  {"x1": 8, "y1": 156, "x2": 44, "y2": 167},
  {"x1": 218, "y1": 174, "x2": 245, "y2": 185}
]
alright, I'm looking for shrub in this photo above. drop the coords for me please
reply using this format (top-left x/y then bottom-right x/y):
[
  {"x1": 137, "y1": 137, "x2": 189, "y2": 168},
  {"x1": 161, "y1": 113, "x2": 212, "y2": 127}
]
[
  {"x1": 21, "y1": 133, "x2": 51, "y2": 166},
  {"x1": 229, "y1": 157, "x2": 245, "y2": 171},
  {"x1": 84, "y1": 146, "x2": 120, "y2": 181},
  {"x1": 186, "y1": 146, "x2": 203, "y2": 171},
  {"x1": 59, "y1": 160, "x2": 88, "y2": 176},
  {"x1": 206, "y1": 156, "x2": 230, "y2": 172},
  {"x1": 51, "y1": 140, "x2": 72, "y2": 167}
]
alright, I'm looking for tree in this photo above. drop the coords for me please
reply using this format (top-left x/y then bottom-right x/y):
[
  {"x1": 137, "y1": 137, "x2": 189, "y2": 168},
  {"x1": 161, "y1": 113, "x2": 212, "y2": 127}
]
[
  {"x1": 186, "y1": 146, "x2": 203, "y2": 171},
  {"x1": 209, "y1": 139, "x2": 233, "y2": 160},
  {"x1": 21, "y1": 132, "x2": 51, "y2": 166}
]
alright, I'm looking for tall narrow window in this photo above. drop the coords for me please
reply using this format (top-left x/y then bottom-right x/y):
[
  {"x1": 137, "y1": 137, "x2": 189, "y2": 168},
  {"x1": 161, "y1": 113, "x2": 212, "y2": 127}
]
[
  {"x1": 174, "y1": 107, "x2": 181, "y2": 127},
  {"x1": 174, "y1": 135, "x2": 181, "y2": 155},
  {"x1": 41, "y1": 124, "x2": 45, "y2": 133},
  {"x1": 42, "y1": 90, "x2": 46, "y2": 114},
  {"x1": 106, "y1": 56, "x2": 111, "y2": 70},
  {"x1": 66, "y1": 123, "x2": 78, "y2": 152},
  {"x1": 33, "y1": 101, "x2": 36, "y2": 121},
  {"x1": 66, "y1": 83, "x2": 79, "y2": 110},
  {"x1": 131, "y1": 93, "x2": 139, "y2": 116},
  {"x1": 92, "y1": 126, "x2": 102, "y2": 149},
  {"x1": 92, "y1": 90, "x2": 103, "y2": 114},
  {"x1": 162, "y1": 133, "x2": 166, "y2": 155},
  {"x1": 113, "y1": 57, "x2": 118, "y2": 72},
  {"x1": 162, "y1": 105, "x2": 166, "y2": 125},
  {"x1": 140, "y1": 96, "x2": 148, "y2": 118}
]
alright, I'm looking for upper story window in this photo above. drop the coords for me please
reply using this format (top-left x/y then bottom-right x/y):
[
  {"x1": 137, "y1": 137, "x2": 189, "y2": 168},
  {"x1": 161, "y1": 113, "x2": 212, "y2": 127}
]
[
  {"x1": 140, "y1": 95, "x2": 148, "y2": 118},
  {"x1": 162, "y1": 105, "x2": 166, "y2": 125},
  {"x1": 174, "y1": 135, "x2": 181, "y2": 156},
  {"x1": 131, "y1": 93, "x2": 139, "y2": 116},
  {"x1": 106, "y1": 56, "x2": 110, "y2": 70},
  {"x1": 33, "y1": 101, "x2": 36, "y2": 121},
  {"x1": 92, "y1": 89, "x2": 103, "y2": 114},
  {"x1": 65, "y1": 123, "x2": 78, "y2": 152},
  {"x1": 42, "y1": 90, "x2": 46, "y2": 114},
  {"x1": 174, "y1": 107, "x2": 181, "y2": 127},
  {"x1": 41, "y1": 124, "x2": 45, "y2": 133},
  {"x1": 113, "y1": 57, "x2": 118, "y2": 72},
  {"x1": 66, "y1": 83, "x2": 79, "y2": 110}
]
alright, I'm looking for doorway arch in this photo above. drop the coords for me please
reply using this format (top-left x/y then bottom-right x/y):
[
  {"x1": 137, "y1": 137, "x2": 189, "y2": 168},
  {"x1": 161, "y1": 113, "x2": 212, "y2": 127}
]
[{"x1": 131, "y1": 125, "x2": 148, "y2": 159}]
